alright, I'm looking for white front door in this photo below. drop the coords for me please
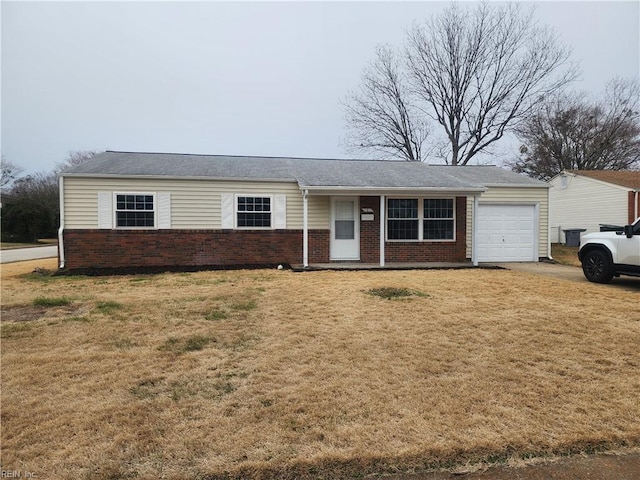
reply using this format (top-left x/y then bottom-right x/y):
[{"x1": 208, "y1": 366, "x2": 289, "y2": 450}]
[{"x1": 330, "y1": 197, "x2": 360, "y2": 260}]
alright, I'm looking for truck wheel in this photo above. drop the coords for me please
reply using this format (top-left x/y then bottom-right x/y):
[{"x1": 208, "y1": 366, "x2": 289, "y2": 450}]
[{"x1": 582, "y1": 250, "x2": 614, "y2": 283}]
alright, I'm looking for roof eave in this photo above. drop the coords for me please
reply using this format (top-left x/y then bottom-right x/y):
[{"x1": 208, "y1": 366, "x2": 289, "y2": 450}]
[
  {"x1": 61, "y1": 173, "x2": 297, "y2": 183},
  {"x1": 300, "y1": 185, "x2": 486, "y2": 195},
  {"x1": 559, "y1": 170, "x2": 640, "y2": 190},
  {"x1": 484, "y1": 183, "x2": 550, "y2": 189}
]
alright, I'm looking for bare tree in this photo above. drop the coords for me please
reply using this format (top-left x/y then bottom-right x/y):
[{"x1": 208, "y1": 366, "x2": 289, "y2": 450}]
[
  {"x1": 343, "y1": 2, "x2": 578, "y2": 164},
  {"x1": 342, "y1": 46, "x2": 430, "y2": 161},
  {"x1": 511, "y1": 78, "x2": 640, "y2": 180},
  {"x1": 1, "y1": 156, "x2": 24, "y2": 189}
]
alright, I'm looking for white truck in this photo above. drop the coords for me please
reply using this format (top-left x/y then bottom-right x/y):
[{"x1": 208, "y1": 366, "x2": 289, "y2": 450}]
[{"x1": 578, "y1": 217, "x2": 640, "y2": 283}]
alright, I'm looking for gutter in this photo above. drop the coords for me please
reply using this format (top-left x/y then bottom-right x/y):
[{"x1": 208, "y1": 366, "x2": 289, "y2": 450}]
[
  {"x1": 57, "y1": 176, "x2": 65, "y2": 269},
  {"x1": 547, "y1": 186, "x2": 553, "y2": 261},
  {"x1": 299, "y1": 186, "x2": 487, "y2": 196},
  {"x1": 62, "y1": 173, "x2": 297, "y2": 183},
  {"x1": 302, "y1": 189, "x2": 309, "y2": 268}
]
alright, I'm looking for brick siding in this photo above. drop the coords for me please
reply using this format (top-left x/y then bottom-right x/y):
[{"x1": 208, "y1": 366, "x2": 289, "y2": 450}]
[
  {"x1": 62, "y1": 229, "x2": 329, "y2": 271},
  {"x1": 359, "y1": 196, "x2": 382, "y2": 263}
]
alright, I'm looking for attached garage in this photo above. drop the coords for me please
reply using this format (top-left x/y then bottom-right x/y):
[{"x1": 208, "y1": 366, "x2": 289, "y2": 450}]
[
  {"x1": 463, "y1": 171, "x2": 550, "y2": 263},
  {"x1": 475, "y1": 204, "x2": 537, "y2": 262}
]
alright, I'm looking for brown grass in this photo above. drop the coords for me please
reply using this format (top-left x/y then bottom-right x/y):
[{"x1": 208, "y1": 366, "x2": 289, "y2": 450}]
[
  {"x1": 2, "y1": 259, "x2": 640, "y2": 479},
  {"x1": 551, "y1": 244, "x2": 581, "y2": 267}
]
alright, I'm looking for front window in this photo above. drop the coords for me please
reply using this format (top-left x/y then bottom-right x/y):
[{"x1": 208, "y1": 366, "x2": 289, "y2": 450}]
[
  {"x1": 115, "y1": 194, "x2": 155, "y2": 227},
  {"x1": 387, "y1": 199, "x2": 418, "y2": 240},
  {"x1": 423, "y1": 199, "x2": 454, "y2": 240},
  {"x1": 387, "y1": 197, "x2": 455, "y2": 241},
  {"x1": 237, "y1": 196, "x2": 272, "y2": 228}
]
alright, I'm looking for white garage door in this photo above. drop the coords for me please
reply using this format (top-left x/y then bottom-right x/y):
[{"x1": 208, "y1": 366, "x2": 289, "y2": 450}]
[{"x1": 476, "y1": 204, "x2": 537, "y2": 262}]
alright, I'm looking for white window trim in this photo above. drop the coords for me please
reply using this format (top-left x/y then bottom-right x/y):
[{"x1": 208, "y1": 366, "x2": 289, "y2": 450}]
[
  {"x1": 423, "y1": 198, "x2": 456, "y2": 242},
  {"x1": 235, "y1": 194, "x2": 274, "y2": 230},
  {"x1": 113, "y1": 192, "x2": 158, "y2": 230},
  {"x1": 386, "y1": 198, "x2": 419, "y2": 242},
  {"x1": 386, "y1": 197, "x2": 456, "y2": 242}
]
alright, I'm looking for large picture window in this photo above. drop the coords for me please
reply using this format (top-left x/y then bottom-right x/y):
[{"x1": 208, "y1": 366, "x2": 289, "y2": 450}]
[
  {"x1": 115, "y1": 194, "x2": 155, "y2": 228},
  {"x1": 237, "y1": 196, "x2": 272, "y2": 228},
  {"x1": 387, "y1": 198, "x2": 455, "y2": 241}
]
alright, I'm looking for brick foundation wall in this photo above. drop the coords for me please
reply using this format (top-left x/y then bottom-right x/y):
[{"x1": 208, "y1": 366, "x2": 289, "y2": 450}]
[
  {"x1": 62, "y1": 229, "x2": 329, "y2": 271},
  {"x1": 308, "y1": 230, "x2": 330, "y2": 263}
]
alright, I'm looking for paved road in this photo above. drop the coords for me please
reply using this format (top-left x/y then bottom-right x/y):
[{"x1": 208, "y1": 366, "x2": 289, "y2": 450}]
[{"x1": 0, "y1": 246, "x2": 58, "y2": 264}]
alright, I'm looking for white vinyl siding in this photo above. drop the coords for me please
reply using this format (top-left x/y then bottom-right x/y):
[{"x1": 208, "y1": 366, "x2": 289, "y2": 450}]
[
  {"x1": 466, "y1": 187, "x2": 549, "y2": 259},
  {"x1": 549, "y1": 174, "x2": 630, "y2": 243},
  {"x1": 63, "y1": 178, "x2": 329, "y2": 230}
]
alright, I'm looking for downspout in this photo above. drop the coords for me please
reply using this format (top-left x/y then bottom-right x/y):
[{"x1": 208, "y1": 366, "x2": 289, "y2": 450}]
[
  {"x1": 303, "y1": 189, "x2": 309, "y2": 268},
  {"x1": 57, "y1": 176, "x2": 65, "y2": 269},
  {"x1": 472, "y1": 195, "x2": 479, "y2": 266},
  {"x1": 547, "y1": 186, "x2": 553, "y2": 261},
  {"x1": 635, "y1": 190, "x2": 639, "y2": 221},
  {"x1": 379, "y1": 195, "x2": 385, "y2": 267}
]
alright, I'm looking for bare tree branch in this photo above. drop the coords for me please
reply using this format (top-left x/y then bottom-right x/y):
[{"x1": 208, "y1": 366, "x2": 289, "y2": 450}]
[
  {"x1": 511, "y1": 78, "x2": 640, "y2": 180},
  {"x1": 342, "y1": 3, "x2": 577, "y2": 165},
  {"x1": 406, "y1": 2, "x2": 578, "y2": 165},
  {"x1": 1, "y1": 156, "x2": 24, "y2": 189},
  {"x1": 341, "y1": 46, "x2": 430, "y2": 161},
  {"x1": 55, "y1": 150, "x2": 99, "y2": 174}
]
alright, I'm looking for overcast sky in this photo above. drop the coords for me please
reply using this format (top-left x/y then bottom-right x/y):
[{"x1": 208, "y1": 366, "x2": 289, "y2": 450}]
[{"x1": 2, "y1": 1, "x2": 639, "y2": 175}]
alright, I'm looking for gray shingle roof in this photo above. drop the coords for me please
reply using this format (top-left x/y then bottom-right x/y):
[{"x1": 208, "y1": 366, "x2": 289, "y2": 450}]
[{"x1": 62, "y1": 151, "x2": 546, "y2": 191}]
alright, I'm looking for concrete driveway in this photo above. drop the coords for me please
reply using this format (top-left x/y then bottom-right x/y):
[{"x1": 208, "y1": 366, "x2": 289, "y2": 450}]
[
  {"x1": 0, "y1": 246, "x2": 58, "y2": 264},
  {"x1": 492, "y1": 261, "x2": 640, "y2": 292}
]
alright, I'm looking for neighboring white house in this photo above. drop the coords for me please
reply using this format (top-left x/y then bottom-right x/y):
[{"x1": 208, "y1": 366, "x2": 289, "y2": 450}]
[{"x1": 549, "y1": 170, "x2": 640, "y2": 243}]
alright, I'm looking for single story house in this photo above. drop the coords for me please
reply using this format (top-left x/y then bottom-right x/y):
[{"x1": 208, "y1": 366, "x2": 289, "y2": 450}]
[
  {"x1": 58, "y1": 151, "x2": 549, "y2": 272},
  {"x1": 549, "y1": 170, "x2": 640, "y2": 243}
]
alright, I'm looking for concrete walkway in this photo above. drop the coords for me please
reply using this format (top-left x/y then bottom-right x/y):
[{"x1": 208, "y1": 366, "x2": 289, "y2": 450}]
[
  {"x1": 292, "y1": 262, "x2": 475, "y2": 271},
  {"x1": 0, "y1": 246, "x2": 58, "y2": 264}
]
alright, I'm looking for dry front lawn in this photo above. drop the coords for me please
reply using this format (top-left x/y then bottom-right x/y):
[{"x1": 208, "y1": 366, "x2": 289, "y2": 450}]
[
  {"x1": 2, "y1": 259, "x2": 640, "y2": 479},
  {"x1": 551, "y1": 244, "x2": 581, "y2": 267}
]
